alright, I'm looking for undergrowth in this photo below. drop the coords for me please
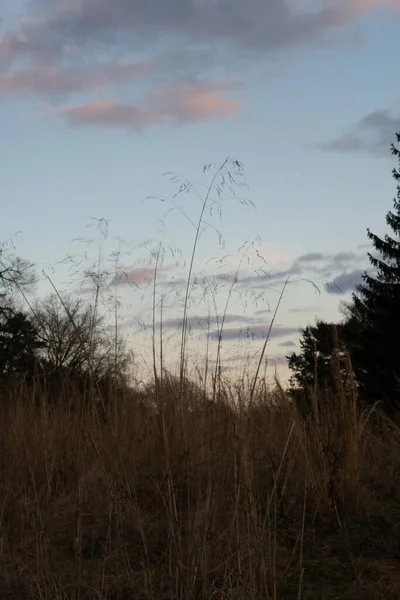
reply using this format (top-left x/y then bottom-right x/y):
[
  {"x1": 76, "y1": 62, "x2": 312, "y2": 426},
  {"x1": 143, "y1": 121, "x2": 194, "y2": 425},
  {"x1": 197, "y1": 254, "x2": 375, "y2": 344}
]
[{"x1": 1, "y1": 374, "x2": 400, "y2": 600}]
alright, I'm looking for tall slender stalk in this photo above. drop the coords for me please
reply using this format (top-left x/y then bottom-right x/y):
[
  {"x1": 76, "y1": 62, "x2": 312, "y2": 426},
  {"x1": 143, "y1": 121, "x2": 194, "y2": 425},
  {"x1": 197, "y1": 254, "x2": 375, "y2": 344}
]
[
  {"x1": 179, "y1": 158, "x2": 230, "y2": 393},
  {"x1": 250, "y1": 276, "x2": 290, "y2": 404}
]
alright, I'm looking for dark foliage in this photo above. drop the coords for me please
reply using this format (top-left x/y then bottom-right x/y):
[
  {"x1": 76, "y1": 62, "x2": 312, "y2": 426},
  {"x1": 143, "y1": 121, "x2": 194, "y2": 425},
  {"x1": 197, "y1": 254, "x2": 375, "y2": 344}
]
[
  {"x1": 286, "y1": 319, "x2": 358, "y2": 416},
  {"x1": 351, "y1": 133, "x2": 400, "y2": 411},
  {"x1": 0, "y1": 307, "x2": 44, "y2": 382}
]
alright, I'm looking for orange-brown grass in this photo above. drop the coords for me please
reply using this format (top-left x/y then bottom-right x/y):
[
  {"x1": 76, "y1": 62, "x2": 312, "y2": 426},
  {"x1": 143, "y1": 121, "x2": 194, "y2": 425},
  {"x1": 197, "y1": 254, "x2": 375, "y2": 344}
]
[{"x1": 1, "y1": 372, "x2": 400, "y2": 600}]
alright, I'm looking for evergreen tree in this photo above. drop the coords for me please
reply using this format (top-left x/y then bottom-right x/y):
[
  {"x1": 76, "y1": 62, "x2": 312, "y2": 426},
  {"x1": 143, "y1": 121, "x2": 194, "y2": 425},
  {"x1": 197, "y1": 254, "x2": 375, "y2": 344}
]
[
  {"x1": 288, "y1": 321, "x2": 339, "y2": 392},
  {"x1": 352, "y1": 132, "x2": 400, "y2": 410},
  {"x1": 286, "y1": 320, "x2": 349, "y2": 393},
  {"x1": 0, "y1": 306, "x2": 44, "y2": 380}
]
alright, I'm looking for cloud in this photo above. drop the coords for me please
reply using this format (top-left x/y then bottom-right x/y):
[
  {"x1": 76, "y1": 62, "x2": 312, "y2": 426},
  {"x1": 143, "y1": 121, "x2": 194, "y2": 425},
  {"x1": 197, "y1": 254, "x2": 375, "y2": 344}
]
[
  {"x1": 296, "y1": 251, "x2": 359, "y2": 267},
  {"x1": 254, "y1": 309, "x2": 271, "y2": 316},
  {"x1": 323, "y1": 108, "x2": 400, "y2": 156},
  {"x1": 153, "y1": 313, "x2": 296, "y2": 340},
  {"x1": 1, "y1": 0, "x2": 398, "y2": 143},
  {"x1": 279, "y1": 340, "x2": 297, "y2": 347},
  {"x1": 1, "y1": 0, "x2": 399, "y2": 77},
  {"x1": 59, "y1": 79, "x2": 242, "y2": 130},
  {"x1": 0, "y1": 2, "x2": 341, "y2": 68},
  {"x1": 224, "y1": 247, "x2": 368, "y2": 293},
  {"x1": 0, "y1": 60, "x2": 150, "y2": 95},
  {"x1": 325, "y1": 269, "x2": 364, "y2": 294},
  {"x1": 0, "y1": 27, "x2": 58, "y2": 70},
  {"x1": 209, "y1": 325, "x2": 299, "y2": 341},
  {"x1": 160, "y1": 313, "x2": 259, "y2": 330},
  {"x1": 349, "y1": 0, "x2": 399, "y2": 9},
  {"x1": 332, "y1": 251, "x2": 359, "y2": 263},
  {"x1": 289, "y1": 306, "x2": 318, "y2": 313},
  {"x1": 113, "y1": 266, "x2": 159, "y2": 286},
  {"x1": 297, "y1": 252, "x2": 327, "y2": 263}
]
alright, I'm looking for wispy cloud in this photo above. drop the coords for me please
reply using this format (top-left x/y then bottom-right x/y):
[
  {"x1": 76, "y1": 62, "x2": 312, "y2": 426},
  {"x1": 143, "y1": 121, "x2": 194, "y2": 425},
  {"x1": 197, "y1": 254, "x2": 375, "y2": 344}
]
[
  {"x1": 160, "y1": 313, "x2": 260, "y2": 331},
  {"x1": 59, "y1": 79, "x2": 242, "y2": 131},
  {"x1": 113, "y1": 266, "x2": 159, "y2": 286},
  {"x1": 279, "y1": 340, "x2": 297, "y2": 347},
  {"x1": 211, "y1": 248, "x2": 368, "y2": 295},
  {"x1": 323, "y1": 108, "x2": 400, "y2": 156},
  {"x1": 297, "y1": 252, "x2": 327, "y2": 263},
  {"x1": 325, "y1": 269, "x2": 364, "y2": 294},
  {"x1": 289, "y1": 306, "x2": 319, "y2": 313},
  {"x1": 0, "y1": 60, "x2": 150, "y2": 95},
  {"x1": 209, "y1": 325, "x2": 299, "y2": 341}
]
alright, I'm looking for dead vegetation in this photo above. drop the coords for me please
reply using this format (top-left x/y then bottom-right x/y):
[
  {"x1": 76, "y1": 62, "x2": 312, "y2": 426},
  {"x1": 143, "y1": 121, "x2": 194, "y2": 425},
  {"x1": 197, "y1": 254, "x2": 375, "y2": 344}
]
[{"x1": 1, "y1": 370, "x2": 399, "y2": 600}]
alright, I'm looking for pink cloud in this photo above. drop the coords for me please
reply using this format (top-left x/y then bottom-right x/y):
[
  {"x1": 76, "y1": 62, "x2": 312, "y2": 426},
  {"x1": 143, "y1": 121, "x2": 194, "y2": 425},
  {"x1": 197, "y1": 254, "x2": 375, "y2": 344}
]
[
  {"x1": 61, "y1": 100, "x2": 151, "y2": 128},
  {"x1": 59, "y1": 80, "x2": 242, "y2": 131},
  {"x1": 0, "y1": 60, "x2": 150, "y2": 95},
  {"x1": 0, "y1": 65, "x2": 98, "y2": 95},
  {"x1": 114, "y1": 267, "x2": 159, "y2": 286},
  {"x1": 146, "y1": 80, "x2": 242, "y2": 122}
]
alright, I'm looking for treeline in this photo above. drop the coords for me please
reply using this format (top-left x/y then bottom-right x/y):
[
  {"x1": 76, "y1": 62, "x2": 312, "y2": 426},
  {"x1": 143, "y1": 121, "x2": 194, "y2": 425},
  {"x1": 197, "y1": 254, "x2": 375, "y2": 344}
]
[{"x1": 287, "y1": 132, "x2": 400, "y2": 414}]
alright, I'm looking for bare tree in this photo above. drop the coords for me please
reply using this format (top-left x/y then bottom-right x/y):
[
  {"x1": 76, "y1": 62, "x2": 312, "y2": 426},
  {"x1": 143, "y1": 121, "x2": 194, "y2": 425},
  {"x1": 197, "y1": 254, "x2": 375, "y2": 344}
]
[
  {"x1": 0, "y1": 240, "x2": 36, "y2": 304},
  {"x1": 31, "y1": 293, "x2": 131, "y2": 384}
]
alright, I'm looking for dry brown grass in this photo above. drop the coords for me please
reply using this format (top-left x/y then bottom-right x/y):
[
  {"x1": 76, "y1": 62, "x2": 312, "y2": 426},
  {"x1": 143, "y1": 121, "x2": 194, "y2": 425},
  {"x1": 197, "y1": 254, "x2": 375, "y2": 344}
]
[{"x1": 1, "y1": 373, "x2": 400, "y2": 600}]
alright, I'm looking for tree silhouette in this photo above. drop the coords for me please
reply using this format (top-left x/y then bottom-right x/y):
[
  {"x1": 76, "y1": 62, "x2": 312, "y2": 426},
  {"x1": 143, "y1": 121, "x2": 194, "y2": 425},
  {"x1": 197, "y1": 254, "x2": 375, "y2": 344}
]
[
  {"x1": 31, "y1": 293, "x2": 131, "y2": 386},
  {"x1": 288, "y1": 320, "x2": 351, "y2": 387},
  {"x1": 351, "y1": 132, "x2": 400, "y2": 410},
  {"x1": 0, "y1": 306, "x2": 44, "y2": 381},
  {"x1": 0, "y1": 247, "x2": 40, "y2": 386}
]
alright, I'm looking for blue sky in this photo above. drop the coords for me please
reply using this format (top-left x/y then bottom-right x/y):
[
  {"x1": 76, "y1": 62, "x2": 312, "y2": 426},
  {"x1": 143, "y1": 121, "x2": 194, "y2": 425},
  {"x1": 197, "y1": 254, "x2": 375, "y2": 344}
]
[{"x1": 1, "y1": 0, "x2": 399, "y2": 382}]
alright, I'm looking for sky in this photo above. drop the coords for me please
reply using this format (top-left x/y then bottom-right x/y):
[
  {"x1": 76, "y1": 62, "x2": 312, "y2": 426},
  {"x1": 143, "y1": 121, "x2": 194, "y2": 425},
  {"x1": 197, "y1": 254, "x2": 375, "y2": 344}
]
[{"x1": 1, "y1": 0, "x2": 400, "y2": 383}]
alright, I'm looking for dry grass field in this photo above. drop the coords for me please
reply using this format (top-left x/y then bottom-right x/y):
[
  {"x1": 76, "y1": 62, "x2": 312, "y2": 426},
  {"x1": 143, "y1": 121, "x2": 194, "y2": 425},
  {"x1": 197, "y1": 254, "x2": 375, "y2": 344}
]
[{"x1": 1, "y1": 368, "x2": 399, "y2": 600}]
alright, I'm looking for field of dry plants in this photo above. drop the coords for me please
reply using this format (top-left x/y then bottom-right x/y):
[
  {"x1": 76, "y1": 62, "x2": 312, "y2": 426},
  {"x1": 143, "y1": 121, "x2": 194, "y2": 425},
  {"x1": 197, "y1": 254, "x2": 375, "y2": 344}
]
[{"x1": 1, "y1": 369, "x2": 400, "y2": 600}]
